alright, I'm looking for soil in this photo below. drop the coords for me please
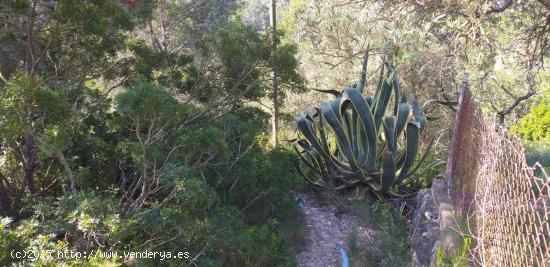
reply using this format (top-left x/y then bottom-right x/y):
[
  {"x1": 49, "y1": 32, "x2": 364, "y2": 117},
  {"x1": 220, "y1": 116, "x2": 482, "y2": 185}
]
[{"x1": 296, "y1": 190, "x2": 378, "y2": 267}]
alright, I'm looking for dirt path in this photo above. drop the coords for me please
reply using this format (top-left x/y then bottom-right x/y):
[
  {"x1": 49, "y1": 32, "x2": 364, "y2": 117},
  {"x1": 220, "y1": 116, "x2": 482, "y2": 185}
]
[{"x1": 296, "y1": 191, "x2": 377, "y2": 267}]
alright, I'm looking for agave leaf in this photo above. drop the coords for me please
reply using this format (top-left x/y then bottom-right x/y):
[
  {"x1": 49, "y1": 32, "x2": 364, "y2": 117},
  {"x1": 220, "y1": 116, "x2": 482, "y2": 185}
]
[
  {"x1": 411, "y1": 96, "x2": 427, "y2": 130},
  {"x1": 349, "y1": 105, "x2": 367, "y2": 164},
  {"x1": 341, "y1": 99, "x2": 354, "y2": 142},
  {"x1": 400, "y1": 138, "x2": 438, "y2": 179},
  {"x1": 395, "y1": 102, "x2": 411, "y2": 138},
  {"x1": 343, "y1": 88, "x2": 377, "y2": 170},
  {"x1": 393, "y1": 76, "x2": 402, "y2": 116},
  {"x1": 336, "y1": 176, "x2": 361, "y2": 186},
  {"x1": 336, "y1": 99, "x2": 358, "y2": 166},
  {"x1": 321, "y1": 100, "x2": 359, "y2": 170},
  {"x1": 366, "y1": 95, "x2": 374, "y2": 107},
  {"x1": 315, "y1": 107, "x2": 333, "y2": 162},
  {"x1": 381, "y1": 151, "x2": 396, "y2": 192},
  {"x1": 402, "y1": 159, "x2": 446, "y2": 184},
  {"x1": 367, "y1": 180, "x2": 382, "y2": 192},
  {"x1": 316, "y1": 178, "x2": 358, "y2": 191},
  {"x1": 294, "y1": 161, "x2": 318, "y2": 185},
  {"x1": 297, "y1": 114, "x2": 332, "y2": 163},
  {"x1": 386, "y1": 191, "x2": 417, "y2": 198},
  {"x1": 312, "y1": 107, "x2": 355, "y2": 172},
  {"x1": 303, "y1": 150, "x2": 324, "y2": 175},
  {"x1": 383, "y1": 116, "x2": 397, "y2": 156},
  {"x1": 349, "y1": 187, "x2": 370, "y2": 200},
  {"x1": 372, "y1": 74, "x2": 393, "y2": 132},
  {"x1": 395, "y1": 148, "x2": 407, "y2": 170},
  {"x1": 292, "y1": 140, "x2": 326, "y2": 177},
  {"x1": 400, "y1": 92, "x2": 407, "y2": 103},
  {"x1": 383, "y1": 60, "x2": 402, "y2": 116},
  {"x1": 373, "y1": 64, "x2": 385, "y2": 101},
  {"x1": 356, "y1": 51, "x2": 369, "y2": 93},
  {"x1": 395, "y1": 122, "x2": 420, "y2": 184}
]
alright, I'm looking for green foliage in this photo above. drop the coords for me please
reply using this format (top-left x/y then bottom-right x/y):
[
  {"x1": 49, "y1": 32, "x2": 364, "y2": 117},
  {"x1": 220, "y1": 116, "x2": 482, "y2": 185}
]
[
  {"x1": 0, "y1": 0, "x2": 154, "y2": 83},
  {"x1": 293, "y1": 58, "x2": 446, "y2": 199},
  {"x1": 124, "y1": 38, "x2": 196, "y2": 89},
  {"x1": 0, "y1": 73, "x2": 77, "y2": 198},
  {"x1": 198, "y1": 18, "x2": 305, "y2": 102},
  {"x1": 512, "y1": 93, "x2": 550, "y2": 142},
  {"x1": 0, "y1": 79, "x2": 304, "y2": 265},
  {"x1": 435, "y1": 237, "x2": 472, "y2": 267},
  {"x1": 512, "y1": 93, "x2": 550, "y2": 175},
  {"x1": 115, "y1": 81, "x2": 190, "y2": 131},
  {"x1": 0, "y1": 1, "x2": 309, "y2": 265},
  {"x1": 346, "y1": 200, "x2": 410, "y2": 267},
  {"x1": 0, "y1": 73, "x2": 71, "y2": 138},
  {"x1": 524, "y1": 141, "x2": 550, "y2": 176},
  {"x1": 0, "y1": 195, "x2": 124, "y2": 266}
]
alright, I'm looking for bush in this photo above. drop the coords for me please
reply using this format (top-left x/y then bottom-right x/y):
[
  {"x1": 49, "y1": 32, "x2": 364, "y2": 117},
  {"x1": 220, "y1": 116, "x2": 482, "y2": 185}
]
[{"x1": 512, "y1": 93, "x2": 550, "y2": 142}]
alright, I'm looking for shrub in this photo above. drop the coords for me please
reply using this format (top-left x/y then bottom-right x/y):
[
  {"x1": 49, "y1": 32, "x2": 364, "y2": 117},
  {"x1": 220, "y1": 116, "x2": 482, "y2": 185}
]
[{"x1": 512, "y1": 93, "x2": 550, "y2": 142}]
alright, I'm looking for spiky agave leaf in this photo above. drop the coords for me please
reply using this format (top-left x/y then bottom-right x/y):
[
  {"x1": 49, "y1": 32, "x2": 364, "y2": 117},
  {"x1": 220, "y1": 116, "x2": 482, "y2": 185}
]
[{"x1": 293, "y1": 51, "x2": 448, "y2": 200}]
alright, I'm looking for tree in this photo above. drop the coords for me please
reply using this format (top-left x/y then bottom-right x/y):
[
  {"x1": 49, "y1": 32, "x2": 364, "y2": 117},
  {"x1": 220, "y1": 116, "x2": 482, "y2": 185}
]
[
  {"x1": 144, "y1": 0, "x2": 242, "y2": 53},
  {"x1": 271, "y1": 0, "x2": 279, "y2": 147},
  {"x1": 280, "y1": 0, "x2": 549, "y2": 125},
  {"x1": 0, "y1": 1, "x2": 307, "y2": 265},
  {"x1": 0, "y1": 0, "x2": 151, "y2": 215}
]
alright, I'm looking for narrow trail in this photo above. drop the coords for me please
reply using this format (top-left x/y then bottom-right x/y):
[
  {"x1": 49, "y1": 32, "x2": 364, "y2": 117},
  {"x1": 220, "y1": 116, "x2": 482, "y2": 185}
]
[{"x1": 296, "y1": 191, "x2": 377, "y2": 267}]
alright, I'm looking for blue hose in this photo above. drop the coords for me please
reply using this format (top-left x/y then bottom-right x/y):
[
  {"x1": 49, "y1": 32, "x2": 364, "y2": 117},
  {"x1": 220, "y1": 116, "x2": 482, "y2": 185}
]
[
  {"x1": 337, "y1": 244, "x2": 350, "y2": 267},
  {"x1": 294, "y1": 196, "x2": 305, "y2": 209}
]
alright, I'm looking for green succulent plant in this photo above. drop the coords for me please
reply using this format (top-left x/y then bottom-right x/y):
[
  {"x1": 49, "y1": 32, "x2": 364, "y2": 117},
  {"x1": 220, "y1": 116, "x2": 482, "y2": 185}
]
[{"x1": 292, "y1": 53, "x2": 450, "y2": 200}]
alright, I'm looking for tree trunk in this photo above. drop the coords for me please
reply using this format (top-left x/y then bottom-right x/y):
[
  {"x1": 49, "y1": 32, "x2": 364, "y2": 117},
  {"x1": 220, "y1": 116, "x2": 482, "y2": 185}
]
[
  {"x1": 270, "y1": 0, "x2": 279, "y2": 147},
  {"x1": 22, "y1": 132, "x2": 37, "y2": 193},
  {"x1": 0, "y1": 172, "x2": 12, "y2": 214},
  {"x1": 57, "y1": 152, "x2": 77, "y2": 194}
]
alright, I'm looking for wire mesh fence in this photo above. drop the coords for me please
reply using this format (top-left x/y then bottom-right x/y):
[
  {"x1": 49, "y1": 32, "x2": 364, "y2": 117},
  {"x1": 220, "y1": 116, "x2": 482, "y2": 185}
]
[{"x1": 446, "y1": 79, "x2": 550, "y2": 266}]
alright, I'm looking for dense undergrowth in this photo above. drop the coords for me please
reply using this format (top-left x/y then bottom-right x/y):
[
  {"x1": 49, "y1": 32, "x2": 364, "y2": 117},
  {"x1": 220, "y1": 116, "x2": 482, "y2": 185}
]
[
  {"x1": 0, "y1": 79, "x2": 305, "y2": 266},
  {"x1": 0, "y1": 1, "x2": 306, "y2": 265}
]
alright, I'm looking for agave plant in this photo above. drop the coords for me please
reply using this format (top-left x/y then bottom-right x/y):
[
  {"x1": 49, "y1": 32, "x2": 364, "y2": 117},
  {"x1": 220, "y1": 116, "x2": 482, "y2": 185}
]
[{"x1": 292, "y1": 53, "x2": 450, "y2": 200}]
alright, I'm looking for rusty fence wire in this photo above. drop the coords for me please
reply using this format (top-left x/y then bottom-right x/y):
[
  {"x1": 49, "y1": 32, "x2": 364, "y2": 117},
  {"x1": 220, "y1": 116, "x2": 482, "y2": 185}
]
[{"x1": 446, "y1": 79, "x2": 550, "y2": 266}]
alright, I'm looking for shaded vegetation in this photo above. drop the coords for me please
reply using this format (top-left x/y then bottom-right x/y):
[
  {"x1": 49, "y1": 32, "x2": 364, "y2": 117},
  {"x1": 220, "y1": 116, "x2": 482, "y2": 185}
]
[{"x1": 346, "y1": 199, "x2": 410, "y2": 267}]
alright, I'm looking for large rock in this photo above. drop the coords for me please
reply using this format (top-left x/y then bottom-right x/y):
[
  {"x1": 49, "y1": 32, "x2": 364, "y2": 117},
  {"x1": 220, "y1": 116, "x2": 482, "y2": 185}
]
[
  {"x1": 411, "y1": 187, "x2": 439, "y2": 266},
  {"x1": 411, "y1": 179, "x2": 462, "y2": 266}
]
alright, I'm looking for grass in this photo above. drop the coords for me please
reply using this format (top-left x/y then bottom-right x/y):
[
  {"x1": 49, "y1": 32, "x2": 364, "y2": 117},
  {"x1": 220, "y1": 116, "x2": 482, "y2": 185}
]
[
  {"x1": 342, "y1": 198, "x2": 411, "y2": 267},
  {"x1": 524, "y1": 140, "x2": 550, "y2": 176}
]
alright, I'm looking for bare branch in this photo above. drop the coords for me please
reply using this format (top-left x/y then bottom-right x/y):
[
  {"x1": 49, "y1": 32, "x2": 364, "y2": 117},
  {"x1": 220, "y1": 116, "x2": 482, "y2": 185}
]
[
  {"x1": 496, "y1": 90, "x2": 536, "y2": 123},
  {"x1": 486, "y1": 0, "x2": 513, "y2": 14},
  {"x1": 537, "y1": 0, "x2": 550, "y2": 11}
]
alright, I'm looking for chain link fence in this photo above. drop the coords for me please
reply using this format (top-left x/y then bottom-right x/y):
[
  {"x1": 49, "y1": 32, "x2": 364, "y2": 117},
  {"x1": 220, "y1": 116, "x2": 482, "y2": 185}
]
[{"x1": 446, "y1": 79, "x2": 550, "y2": 266}]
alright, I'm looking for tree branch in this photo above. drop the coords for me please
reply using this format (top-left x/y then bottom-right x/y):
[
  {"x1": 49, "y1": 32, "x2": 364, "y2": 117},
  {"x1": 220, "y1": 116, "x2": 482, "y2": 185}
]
[
  {"x1": 486, "y1": 0, "x2": 513, "y2": 14},
  {"x1": 496, "y1": 90, "x2": 536, "y2": 123},
  {"x1": 537, "y1": 0, "x2": 550, "y2": 11}
]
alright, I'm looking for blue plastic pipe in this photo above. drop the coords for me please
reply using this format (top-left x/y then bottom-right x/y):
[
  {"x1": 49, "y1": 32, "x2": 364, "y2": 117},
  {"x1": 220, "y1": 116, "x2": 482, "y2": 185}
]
[
  {"x1": 337, "y1": 244, "x2": 350, "y2": 267},
  {"x1": 294, "y1": 196, "x2": 305, "y2": 209}
]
